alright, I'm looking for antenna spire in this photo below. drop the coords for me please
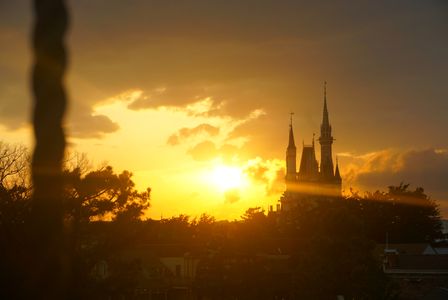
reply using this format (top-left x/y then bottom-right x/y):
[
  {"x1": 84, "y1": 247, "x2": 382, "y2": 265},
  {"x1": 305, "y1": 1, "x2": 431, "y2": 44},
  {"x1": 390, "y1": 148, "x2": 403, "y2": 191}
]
[
  {"x1": 322, "y1": 81, "x2": 330, "y2": 128},
  {"x1": 324, "y1": 81, "x2": 327, "y2": 100}
]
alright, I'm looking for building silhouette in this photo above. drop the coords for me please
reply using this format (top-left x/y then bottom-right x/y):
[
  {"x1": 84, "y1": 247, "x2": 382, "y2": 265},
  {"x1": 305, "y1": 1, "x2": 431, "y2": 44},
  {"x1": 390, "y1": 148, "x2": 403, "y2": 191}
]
[{"x1": 281, "y1": 83, "x2": 342, "y2": 211}]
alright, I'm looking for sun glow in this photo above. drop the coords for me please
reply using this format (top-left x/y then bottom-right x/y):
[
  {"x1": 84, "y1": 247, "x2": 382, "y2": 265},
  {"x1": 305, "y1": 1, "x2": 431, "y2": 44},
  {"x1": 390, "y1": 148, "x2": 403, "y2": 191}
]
[{"x1": 211, "y1": 165, "x2": 246, "y2": 191}]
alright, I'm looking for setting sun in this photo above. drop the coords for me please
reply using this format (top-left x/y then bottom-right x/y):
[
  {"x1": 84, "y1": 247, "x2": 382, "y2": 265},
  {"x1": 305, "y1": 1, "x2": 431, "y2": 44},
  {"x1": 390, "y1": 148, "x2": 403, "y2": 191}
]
[{"x1": 211, "y1": 165, "x2": 246, "y2": 192}]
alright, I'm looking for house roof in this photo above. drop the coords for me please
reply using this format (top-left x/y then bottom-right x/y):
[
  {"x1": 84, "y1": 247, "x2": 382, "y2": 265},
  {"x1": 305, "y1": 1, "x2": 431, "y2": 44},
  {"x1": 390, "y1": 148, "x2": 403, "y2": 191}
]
[
  {"x1": 394, "y1": 255, "x2": 448, "y2": 270},
  {"x1": 375, "y1": 243, "x2": 430, "y2": 257}
]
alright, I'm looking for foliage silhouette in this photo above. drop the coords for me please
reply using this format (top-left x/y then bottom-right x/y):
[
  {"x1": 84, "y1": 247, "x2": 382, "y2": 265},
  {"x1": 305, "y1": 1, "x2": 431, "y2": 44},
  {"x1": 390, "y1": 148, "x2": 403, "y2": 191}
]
[
  {"x1": 348, "y1": 183, "x2": 442, "y2": 243},
  {"x1": 0, "y1": 144, "x2": 443, "y2": 298}
]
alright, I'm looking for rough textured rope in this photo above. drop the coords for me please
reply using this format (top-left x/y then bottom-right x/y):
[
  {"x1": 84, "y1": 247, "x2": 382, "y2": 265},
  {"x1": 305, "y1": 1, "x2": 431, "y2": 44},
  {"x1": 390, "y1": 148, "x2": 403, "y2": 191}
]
[{"x1": 30, "y1": 0, "x2": 69, "y2": 298}]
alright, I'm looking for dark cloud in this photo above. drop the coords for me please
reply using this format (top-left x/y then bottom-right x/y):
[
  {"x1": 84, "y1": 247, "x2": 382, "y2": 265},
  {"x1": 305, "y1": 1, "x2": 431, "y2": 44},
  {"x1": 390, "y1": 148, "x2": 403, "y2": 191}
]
[
  {"x1": 1, "y1": 1, "x2": 448, "y2": 153},
  {"x1": 167, "y1": 123, "x2": 219, "y2": 146},
  {"x1": 347, "y1": 149, "x2": 448, "y2": 214},
  {"x1": 355, "y1": 149, "x2": 448, "y2": 193},
  {"x1": 127, "y1": 83, "x2": 266, "y2": 120},
  {"x1": 67, "y1": 0, "x2": 447, "y2": 144},
  {"x1": 71, "y1": 1, "x2": 439, "y2": 44},
  {"x1": 68, "y1": 108, "x2": 120, "y2": 139},
  {"x1": 127, "y1": 86, "x2": 208, "y2": 111},
  {"x1": 0, "y1": 63, "x2": 119, "y2": 138}
]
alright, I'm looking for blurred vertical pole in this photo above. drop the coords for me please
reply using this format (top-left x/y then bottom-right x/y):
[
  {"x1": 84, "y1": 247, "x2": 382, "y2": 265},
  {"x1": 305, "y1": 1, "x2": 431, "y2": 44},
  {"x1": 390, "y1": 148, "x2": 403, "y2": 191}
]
[{"x1": 30, "y1": 0, "x2": 69, "y2": 298}]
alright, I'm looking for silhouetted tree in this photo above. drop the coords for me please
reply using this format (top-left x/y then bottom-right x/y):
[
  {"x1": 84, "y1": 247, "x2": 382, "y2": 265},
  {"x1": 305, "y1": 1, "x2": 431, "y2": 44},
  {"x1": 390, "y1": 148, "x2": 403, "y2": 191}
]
[
  {"x1": 388, "y1": 183, "x2": 441, "y2": 242},
  {"x1": 192, "y1": 213, "x2": 216, "y2": 242},
  {"x1": 353, "y1": 183, "x2": 442, "y2": 243},
  {"x1": 159, "y1": 214, "x2": 193, "y2": 241},
  {"x1": 0, "y1": 143, "x2": 31, "y2": 228},
  {"x1": 63, "y1": 166, "x2": 150, "y2": 224},
  {"x1": 61, "y1": 163, "x2": 150, "y2": 299},
  {"x1": 241, "y1": 206, "x2": 265, "y2": 221},
  {"x1": 285, "y1": 198, "x2": 393, "y2": 299},
  {"x1": 0, "y1": 142, "x2": 29, "y2": 188},
  {"x1": 0, "y1": 143, "x2": 31, "y2": 297}
]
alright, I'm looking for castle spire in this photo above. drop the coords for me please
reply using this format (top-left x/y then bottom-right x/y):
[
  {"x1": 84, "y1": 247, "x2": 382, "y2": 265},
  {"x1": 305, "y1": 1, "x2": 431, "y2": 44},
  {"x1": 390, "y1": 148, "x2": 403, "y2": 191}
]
[
  {"x1": 285, "y1": 112, "x2": 297, "y2": 189},
  {"x1": 288, "y1": 112, "x2": 295, "y2": 148},
  {"x1": 320, "y1": 81, "x2": 333, "y2": 139},
  {"x1": 319, "y1": 81, "x2": 335, "y2": 180},
  {"x1": 322, "y1": 81, "x2": 330, "y2": 128},
  {"x1": 335, "y1": 156, "x2": 341, "y2": 180}
]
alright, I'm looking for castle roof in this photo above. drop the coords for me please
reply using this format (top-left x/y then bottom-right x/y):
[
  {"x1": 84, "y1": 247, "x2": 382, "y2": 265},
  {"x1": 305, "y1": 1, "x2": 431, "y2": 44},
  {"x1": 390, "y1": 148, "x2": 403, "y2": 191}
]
[{"x1": 298, "y1": 144, "x2": 318, "y2": 181}]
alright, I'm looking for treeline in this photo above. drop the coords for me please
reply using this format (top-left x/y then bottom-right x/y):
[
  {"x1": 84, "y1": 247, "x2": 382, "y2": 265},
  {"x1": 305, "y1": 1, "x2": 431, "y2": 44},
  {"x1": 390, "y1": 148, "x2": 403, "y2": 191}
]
[
  {"x1": 65, "y1": 184, "x2": 440, "y2": 299},
  {"x1": 0, "y1": 142, "x2": 443, "y2": 299}
]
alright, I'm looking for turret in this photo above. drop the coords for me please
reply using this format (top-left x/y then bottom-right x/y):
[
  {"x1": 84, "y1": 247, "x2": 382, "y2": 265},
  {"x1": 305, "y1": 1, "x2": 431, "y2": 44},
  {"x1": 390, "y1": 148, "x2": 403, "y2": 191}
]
[
  {"x1": 334, "y1": 157, "x2": 341, "y2": 182},
  {"x1": 285, "y1": 113, "x2": 297, "y2": 190},
  {"x1": 319, "y1": 82, "x2": 335, "y2": 180}
]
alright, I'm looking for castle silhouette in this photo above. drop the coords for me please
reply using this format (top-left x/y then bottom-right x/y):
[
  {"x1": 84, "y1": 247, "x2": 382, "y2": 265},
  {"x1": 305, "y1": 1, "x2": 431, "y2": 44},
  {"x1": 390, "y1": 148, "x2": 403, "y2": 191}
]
[{"x1": 280, "y1": 82, "x2": 342, "y2": 210}]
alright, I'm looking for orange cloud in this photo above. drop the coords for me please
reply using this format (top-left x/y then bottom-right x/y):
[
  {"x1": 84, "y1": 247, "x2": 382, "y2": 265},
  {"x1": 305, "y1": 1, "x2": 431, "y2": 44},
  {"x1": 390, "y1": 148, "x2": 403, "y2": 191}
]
[
  {"x1": 167, "y1": 123, "x2": 220, "y2": 146},
  {"x1": 187, "y1": 141, "x2": 239, "y2": 162},
  {"x1": 243, "y1": 157, "x2": 285, "y2": 196}
]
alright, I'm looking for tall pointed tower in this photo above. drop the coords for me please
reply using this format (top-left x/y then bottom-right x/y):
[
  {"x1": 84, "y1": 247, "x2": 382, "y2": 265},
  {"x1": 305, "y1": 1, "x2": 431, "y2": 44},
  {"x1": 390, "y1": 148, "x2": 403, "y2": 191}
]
[
  {"x1": 319, "y1": 82, "x2": 335, "y2": 181},
  {"x1": 285, "y1": 113, "x2": 297, "y2": 191},
  {"x1": 280, "y1": 83, "x2": 342, "y2": 211}
]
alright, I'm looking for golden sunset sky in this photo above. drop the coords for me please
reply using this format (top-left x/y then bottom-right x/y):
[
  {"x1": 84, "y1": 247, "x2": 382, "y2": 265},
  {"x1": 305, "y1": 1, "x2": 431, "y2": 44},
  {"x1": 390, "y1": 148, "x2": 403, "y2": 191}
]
[{"x1": 1, "y1": 0, "x2": 448, "y2": 219}]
